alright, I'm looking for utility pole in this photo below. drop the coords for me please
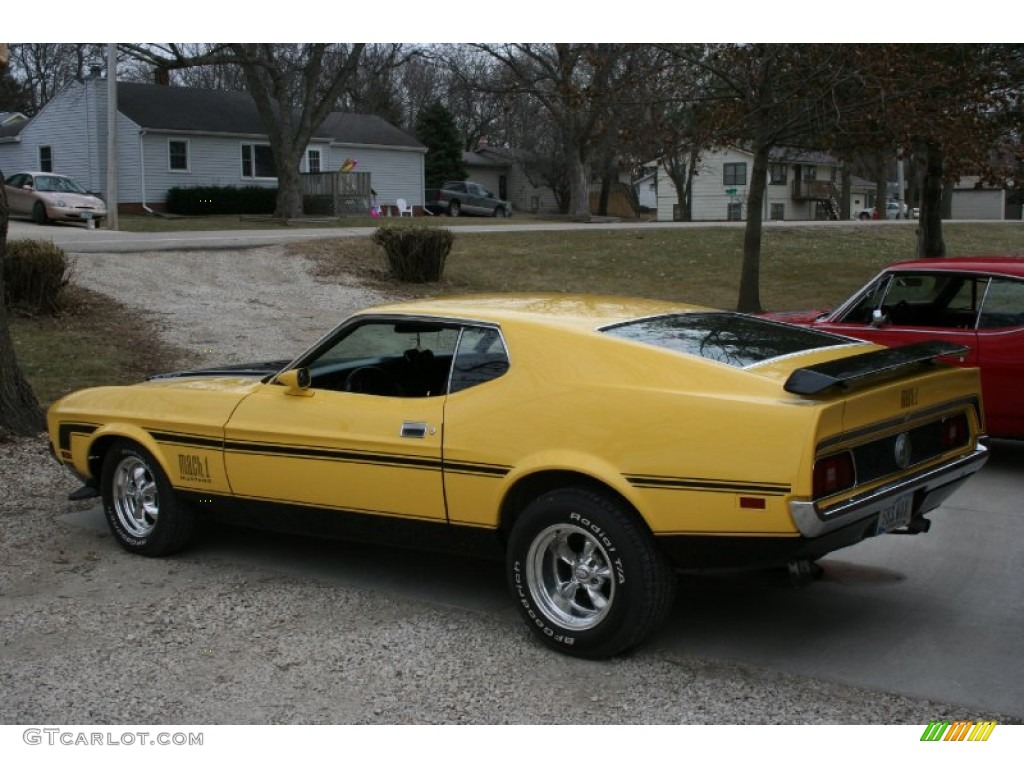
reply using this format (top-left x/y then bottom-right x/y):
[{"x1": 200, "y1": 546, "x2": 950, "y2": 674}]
[
  {"x1": 105, "y1": 43, "x2": 119, "y2": 230},
  {"x1": 896, "y1": 153, "x2": 905, "y2": 219}
]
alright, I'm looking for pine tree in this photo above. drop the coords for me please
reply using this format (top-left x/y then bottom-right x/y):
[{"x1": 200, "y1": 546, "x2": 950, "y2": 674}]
[{"x1": 416, "y1": 101, "x2": 467, "y2": 189}]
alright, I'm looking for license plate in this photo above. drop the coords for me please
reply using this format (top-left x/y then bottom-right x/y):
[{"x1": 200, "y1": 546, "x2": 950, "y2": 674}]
[
  {"x1": 81, "y1": 212, "x2": 92, "y2": 219},
  {"x1": 875, "y1": 493, "x2": 912, "y2": 535}
]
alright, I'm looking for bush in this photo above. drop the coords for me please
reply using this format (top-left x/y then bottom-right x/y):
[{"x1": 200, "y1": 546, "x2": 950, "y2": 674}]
[
  {"x1": 372, "y1": 226, "x2": 455, "y2": 282},
  {"x1": 165, "y1": 185, "x2": 277, "y2": 216},
  {"x1": 2, "y1": 239, "x2": 73, "y2": 314}
]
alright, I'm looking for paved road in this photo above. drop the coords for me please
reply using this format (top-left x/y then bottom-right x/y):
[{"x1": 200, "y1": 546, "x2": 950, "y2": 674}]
[
  {"x1": 652, "y1": 437, "x2": 1024, "y2": 718},
  {"x1": 59, "y1": 439, "x2": 1024, "y2": 718}
]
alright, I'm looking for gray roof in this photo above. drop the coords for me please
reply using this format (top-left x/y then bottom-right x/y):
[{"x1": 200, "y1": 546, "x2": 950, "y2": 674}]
[
  {"x1": 116, "y1": 82, "x2": 423, "y2": 149},
  {"x1": 0, "y1": 111, "x2": 27, "y2": 139},
  {"x1": 462, "y1": 150, "x2": 510, "y2": 167},
  {"x1": 0, "y1": 120, "x2": 26, "y2": 140}
]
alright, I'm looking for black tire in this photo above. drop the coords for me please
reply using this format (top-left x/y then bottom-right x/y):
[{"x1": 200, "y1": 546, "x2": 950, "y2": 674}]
[
  {"x1": 32, "y1": 201, "x2": 49, "y2": 225},
  {"x1": 492, "y1": 206, "x2": 503, "y2": 217},
  {"x1": 100, "y1": 439, "x2": 196, "y2": 556},
  {"x1": 858, "y1": 211, "x2": 871, "y2": 221},
  {"x1": 448, "y1": 200, "x2": 461, "y2": 217},
  {"x1": 506, "y1": 487, "x2": 676, "y2": 659}
]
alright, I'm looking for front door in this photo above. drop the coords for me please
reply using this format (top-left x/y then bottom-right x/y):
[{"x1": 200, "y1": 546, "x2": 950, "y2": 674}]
[
  {"x1": 222, "y1": 318, "x2": 460, "y2": 522},
  {"x1": 223, "y1": 386, "x2": 446, "y2": 521}
]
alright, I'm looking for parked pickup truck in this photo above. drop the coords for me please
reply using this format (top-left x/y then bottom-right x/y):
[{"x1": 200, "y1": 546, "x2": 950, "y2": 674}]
[{"x1": 424, "y1": 181, "x2": 512, "y2": 217}]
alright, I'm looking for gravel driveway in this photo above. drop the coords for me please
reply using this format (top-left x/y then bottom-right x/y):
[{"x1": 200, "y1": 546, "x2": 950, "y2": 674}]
[{"x1": 0, "y1": 245, "x2": 1005, "y2": 726}]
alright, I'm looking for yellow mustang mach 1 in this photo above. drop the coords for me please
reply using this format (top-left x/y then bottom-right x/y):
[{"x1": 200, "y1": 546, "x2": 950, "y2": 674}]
[{"x1": 48, "y1": 295, "x2": 988, "y2": 658}]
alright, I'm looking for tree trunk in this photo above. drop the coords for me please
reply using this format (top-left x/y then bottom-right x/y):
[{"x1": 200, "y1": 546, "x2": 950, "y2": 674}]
[
  {"x1": 567, "y1": 144, "x2": 590, "y2": 220},
  {"x1": 273, "y1": 152, "x2": 304, "y2": 219},
  {"x1": 840, "y1": 165, "x2": 851, "y2": 221},
  {"x1": 737, "y1": 144, "x2": 770, "y2": 313},
  {"x1": 0, "y1": 175, "x2": 45, "y2": 438},
  {"x1": 597, "y1": 171, "x2": 611, "y2": 217},
  {"x1": 874, "y1": 151, "x2": 888, "y2": 220},
  {"x1": 916, "y1": 141, "x2": 946, "y2": 258}
]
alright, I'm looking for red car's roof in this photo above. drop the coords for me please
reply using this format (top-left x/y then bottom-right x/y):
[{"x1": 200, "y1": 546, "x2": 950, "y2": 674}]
[{"x1": 886, "y1": 255, "x2": 1024, "y2": 277}]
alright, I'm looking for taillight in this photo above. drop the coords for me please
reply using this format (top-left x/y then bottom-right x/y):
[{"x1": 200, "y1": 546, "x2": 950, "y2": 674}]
[
  {"x1": 813, "y1": 452, "x2": 855, "y2": 499},
  {"x1": 941, "y1": 414, "x2": 969, "y2": 450}
]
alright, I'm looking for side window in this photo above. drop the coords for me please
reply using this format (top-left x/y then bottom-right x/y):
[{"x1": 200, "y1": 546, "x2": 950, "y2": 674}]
[
  {"x1": 979, "y1": 278, "x2": 1024, "y2": 329},
  {"x1": 841, "y1": 275, "x2": 892, "y2": 323},
  {"x1": 449, "y1": 327, "x2": 509, "y2": 394},
  {"x1": 301, "y1": 320, "x2": 459, "y2": 397}
]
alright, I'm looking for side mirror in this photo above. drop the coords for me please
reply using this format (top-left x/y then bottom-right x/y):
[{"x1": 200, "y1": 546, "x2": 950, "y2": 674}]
[
  {"x1": 276, "y1": 368, "x2": 313, "y2": 397},
  {"x1": 870, "y1": 309, "x2": 888, "y2": 328}
]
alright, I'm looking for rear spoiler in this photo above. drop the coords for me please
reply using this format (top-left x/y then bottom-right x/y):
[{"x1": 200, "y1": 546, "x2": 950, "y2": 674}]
[{"x1": 785, "y1": 341, "x2": 970, "y2": 395}]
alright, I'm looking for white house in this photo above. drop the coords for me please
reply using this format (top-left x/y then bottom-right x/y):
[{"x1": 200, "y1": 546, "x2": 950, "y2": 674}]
[
  {"x1": 950, "y1": 176, "x2": 1007, "y2": 220},
  {"x1": 0, "y1": 77, "x2": 426, "y2": 213},
  {"x1": 654, "y1": 147, "x2": 874, "y2": 222}
]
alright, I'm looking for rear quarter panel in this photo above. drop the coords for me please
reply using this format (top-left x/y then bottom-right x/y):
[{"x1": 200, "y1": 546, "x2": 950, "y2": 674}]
[{"x1": 441, "y1": 322, "x2": 822, "y2": 537}]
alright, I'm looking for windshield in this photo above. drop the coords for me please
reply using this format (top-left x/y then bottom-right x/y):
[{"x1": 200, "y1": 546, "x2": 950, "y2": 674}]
[
  {"x1": 601, "y1": 312, "x2": 856, "y2": 368},
  {"x1": 34, "y1": 175, "x2": 88, "y2": 194}
]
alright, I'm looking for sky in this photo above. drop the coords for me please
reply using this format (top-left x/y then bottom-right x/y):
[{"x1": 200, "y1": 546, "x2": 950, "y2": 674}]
[{"x1": 5, "y1": 2, "x2": 1018, "y2": 44}]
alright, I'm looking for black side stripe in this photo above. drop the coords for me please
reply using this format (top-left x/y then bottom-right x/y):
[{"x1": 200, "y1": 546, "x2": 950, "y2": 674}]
[
  {"x1": 626, "y1": 475, "x2": 791, "y2": 495},
  {"x1": 442, "y1": 461, "x2": 510, "y2": 477},
  {"x1": 58, "y1": 422, "x2": 99, "y2": 453},
  {"x1": 149, "y1": 431, "x2": 224, "y2": 450}
]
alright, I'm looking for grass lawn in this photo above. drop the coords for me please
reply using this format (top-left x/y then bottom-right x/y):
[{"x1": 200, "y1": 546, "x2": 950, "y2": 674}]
[
  {"x1": 302, "y1": 221, "x2": 1024, "y2": 311},
  {"x1": 117, "y1": 211, "x2": 566, "y2": 232},
  {"x1": 9, "y1": 287, "x2": 185, "y2": 408},
  {"x1": 8, "y1": 220, "x2": 1024, "y2": 408}
]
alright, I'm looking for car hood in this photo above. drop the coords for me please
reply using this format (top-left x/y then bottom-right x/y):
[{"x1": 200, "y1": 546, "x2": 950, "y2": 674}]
[
  {"x1": 39, "y1": 191, "x2": 106, "y2": 209},
  {"x1": 147, "y1": 359, "x2": 290, "y2": 382}
]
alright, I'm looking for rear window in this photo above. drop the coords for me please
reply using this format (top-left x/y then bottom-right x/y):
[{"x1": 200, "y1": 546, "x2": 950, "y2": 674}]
[{"x1": 601, "y1": 312, "x2": 856, "y2": 367}]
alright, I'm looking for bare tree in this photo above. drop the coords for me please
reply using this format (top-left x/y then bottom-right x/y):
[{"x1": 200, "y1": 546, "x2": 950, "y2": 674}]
[
  {"x1": 7, "y1": 43, "x2": 106, "y2": 114},
  {"x1": 664, "y1": 44, "x2": 869, "y2": 312},
  {"x1": 0, "y1": 43, "x2": 45, "y2": 438},
  {"x1": 121, "y1": 43, "x2": 367, "y2": 219},
  {"x1": 474, "y1": 44, "x2": 643, "y2": 219}
]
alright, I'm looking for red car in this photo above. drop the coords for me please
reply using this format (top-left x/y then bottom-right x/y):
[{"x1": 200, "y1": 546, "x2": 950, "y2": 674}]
[{"x1": 768, "y1": 256, "x2": 1024, "y2": 439}]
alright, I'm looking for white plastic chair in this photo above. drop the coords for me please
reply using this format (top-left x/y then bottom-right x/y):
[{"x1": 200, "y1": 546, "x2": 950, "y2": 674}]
[{"x1": 396, "y1": 198, "x2": 414, "y2": 217}]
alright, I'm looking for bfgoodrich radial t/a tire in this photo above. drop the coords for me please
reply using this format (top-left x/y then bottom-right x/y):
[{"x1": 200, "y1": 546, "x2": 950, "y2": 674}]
[
  {"x1": 507, "y1": 487, "x2": 676, "y2": 659},
  {"x1": 101, "y1": 439, "x2": 196, "y2": 557}
]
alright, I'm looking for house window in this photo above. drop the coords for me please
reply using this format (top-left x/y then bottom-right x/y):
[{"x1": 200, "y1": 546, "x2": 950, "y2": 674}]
[
  {"x1": 168, "y1": 140, "x2": 189, "y2": 172},
  {"x1": 723, "y1": 162, "x2": 747, "y2": 186},
  {"x1": 727, "y1": 201, "x2": 743, "y2": 221},
  {"x1": 770, "y1": 203, "x2": 785, "y2": 221},
  {"x1": 39, "y1": 146, "x2": 53, "y2": 172},
  {"x1": 306, "y1": 149, "x2": 321, "y2": 174},
  {"x1": 769, "y1": 163, "x2": 788, "y2": 185},
  {"x1": 802, "y1": 165, "x2": 817, "y2": 181},
  {"x1": 241, "y1": 143, "x2": 277, "y2": 179}
]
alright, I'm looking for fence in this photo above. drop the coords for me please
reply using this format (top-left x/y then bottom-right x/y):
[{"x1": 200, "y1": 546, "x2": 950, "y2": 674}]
[{"x1": 299, "y1": 170, "x2": 372, "y2": 216}]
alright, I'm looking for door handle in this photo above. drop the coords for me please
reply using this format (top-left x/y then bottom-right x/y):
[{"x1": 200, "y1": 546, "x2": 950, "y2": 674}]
[{"x1": 401, "y1": 421, "x2": 431, "y2": 439}]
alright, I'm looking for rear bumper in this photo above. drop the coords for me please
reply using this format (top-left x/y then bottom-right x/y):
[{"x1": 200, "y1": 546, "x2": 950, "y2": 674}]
[{"x1": 789, "y1": 444, "x2": 988, "y2": 538}]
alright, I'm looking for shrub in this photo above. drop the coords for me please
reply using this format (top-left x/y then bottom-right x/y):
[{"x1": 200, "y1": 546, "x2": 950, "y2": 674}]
[
  {"x1": 2, "y1": 239, "x2": 73, "y2": 314},
  {"x1": 372, "y1": 226, "x2": 455, "y2": 282},
  {"x1": 165, "y1": 185, "x2": 277, "y2": 216}
]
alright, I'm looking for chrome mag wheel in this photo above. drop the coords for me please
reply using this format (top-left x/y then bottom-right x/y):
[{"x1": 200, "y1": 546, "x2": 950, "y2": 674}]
[
  {"x1": 526, "y1": 523, "x2": 615, "y2": 631},
  {"x1": 112, "y1": 455, "x2": 160, "y2": 538}
]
